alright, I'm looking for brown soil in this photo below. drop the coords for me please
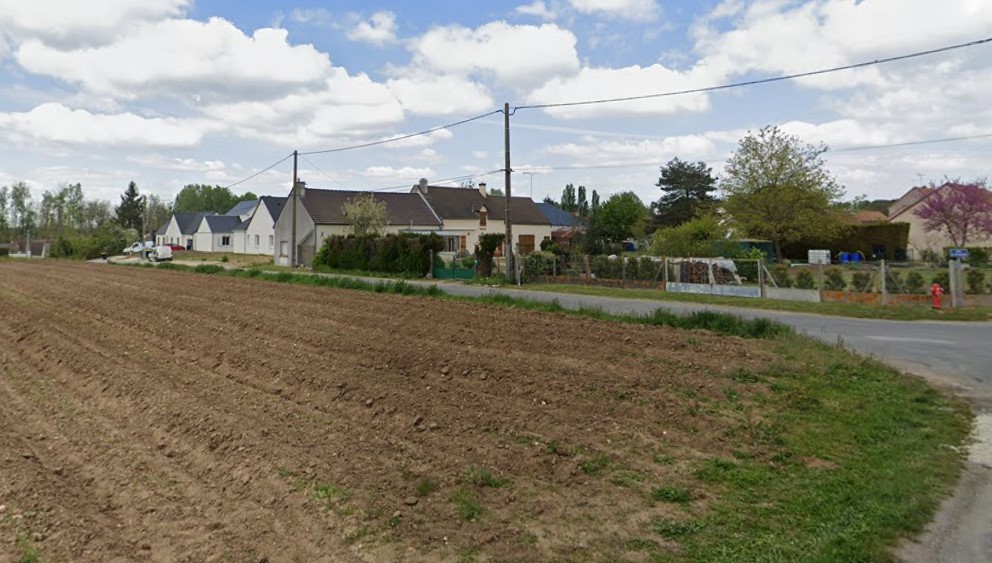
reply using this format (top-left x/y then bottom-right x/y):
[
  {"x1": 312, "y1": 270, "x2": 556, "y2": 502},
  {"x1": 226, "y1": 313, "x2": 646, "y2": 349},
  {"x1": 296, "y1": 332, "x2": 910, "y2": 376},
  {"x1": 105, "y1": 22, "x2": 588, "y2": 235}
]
[{"x1": 0, "y1": 261, "x2": 780, "y2": 562}]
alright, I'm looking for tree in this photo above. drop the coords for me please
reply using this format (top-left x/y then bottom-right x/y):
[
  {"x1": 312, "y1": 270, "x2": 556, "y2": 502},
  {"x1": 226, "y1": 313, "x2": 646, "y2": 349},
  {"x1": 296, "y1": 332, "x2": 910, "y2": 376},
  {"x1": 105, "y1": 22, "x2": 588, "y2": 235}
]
[
  {"x1": 115, "y1": 181, "x2": 144, "y2": 233},
  {"x1": 542, "y1": 195, "x2": 558, "y2": 207},
  {"x1": 588, "y1": 192, "x2": 648, "y2": 241},
  {"x1": 560, "y1": 184, "x2": 577, "y2": 212},
  {"x1": 721, "y1": 126, "x2": 845, "y2": 261},
  {"x1": 341, "y1": 193, "x2": 388, "y2": 236},
  {"x1": 577, "y1": 185, "x2": 589, "y2": 217},
  {"x1": 173, "y1": 184, "x2": 256, "y2": 214},
  {"x1": 652, "y1": 157, "x2": 718, "y2": 228},
  {"x1": 652, "y1": 215, "x2": 734, "y2": 257},
  {"x1": 913, "y1": 181, "x2": 992, "y2": 247},
  {"x1": 487, "y1": 186, "x2": 505, "y2": 197},
  {"x1": 146, "y1": 195, "x2": 173, "y2": 234},
  {"x1": 82, "y1": 200, "x2": 113, "y2": 233},
  {"x1": 0, "y1": 186, "x2": 9, "y2": 242},
  {"x1": 591, "y1": 190, "x2": 601, "y2": 215},
  {"x1": 9, "y1": 182, "x2": 32, "y2": 233}
]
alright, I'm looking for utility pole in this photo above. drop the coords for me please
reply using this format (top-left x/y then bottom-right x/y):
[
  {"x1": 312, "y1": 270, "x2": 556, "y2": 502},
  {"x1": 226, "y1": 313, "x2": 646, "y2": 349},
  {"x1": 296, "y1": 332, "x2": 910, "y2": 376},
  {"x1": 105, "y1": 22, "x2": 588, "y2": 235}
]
[
  {"x1": 503, "y1": 102, "x2": 514, "y2": 281},
  {"x1": 291, "y1": 150, "x2": 298, "y2": 267}
]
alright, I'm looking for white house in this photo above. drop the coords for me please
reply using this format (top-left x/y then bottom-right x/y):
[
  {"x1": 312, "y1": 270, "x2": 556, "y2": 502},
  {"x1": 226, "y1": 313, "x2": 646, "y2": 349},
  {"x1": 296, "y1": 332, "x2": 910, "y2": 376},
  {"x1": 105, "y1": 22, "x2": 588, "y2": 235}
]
[
  {"x1": 192, "y1": 215, "x2": 243, "y2": 252},
  {"x1": 239, "y1": 196, "x2": 286, "y2": 255},
  {"x1": 155, "y1": 212, "x2": 215, "y2": 249}
]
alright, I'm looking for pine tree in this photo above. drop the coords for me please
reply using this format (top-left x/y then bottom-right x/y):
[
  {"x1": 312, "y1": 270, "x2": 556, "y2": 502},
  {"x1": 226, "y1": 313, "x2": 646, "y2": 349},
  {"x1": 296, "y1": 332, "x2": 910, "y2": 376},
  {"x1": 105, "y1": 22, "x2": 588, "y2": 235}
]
[{"x1": 115, "y1": 181, "x2": 144, "y2": 233}]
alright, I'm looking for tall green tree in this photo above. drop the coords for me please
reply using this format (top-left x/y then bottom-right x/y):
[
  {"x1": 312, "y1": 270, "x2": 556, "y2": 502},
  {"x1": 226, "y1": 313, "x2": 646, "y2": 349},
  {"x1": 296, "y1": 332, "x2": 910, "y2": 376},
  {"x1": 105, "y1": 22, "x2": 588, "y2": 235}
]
[
  {"x1": 82, "y1": 200, "x2": 113, "y2": 233},
  {"x1": 0, "y1": 186, "x2": 9, "y2": 241},
  {"x1": 588, "y1": 192, "x2": 648, "y2": 241},
  {"x1": 577, "y1": 185, "x2": 589, "y2": 217},
  {"x1": 115, "y1": 181, "x2": 144, "y2": 233},
  {"x1": 722, "y1": 126, "x2": 845, "y2": 260},
  {"x1": 9, "y1": 182, "x2": 32, "y2": 233},
  {"x1": 146, "y1": 195, "x2": 173, "y2": 234},
  {"x1": 591, "y1": 189, "x2": 601, "y2": 215},
  {"x1": 341, "y1": 193, "x2": 388, "y2": 236},
  {"x1": 173, "y1": 184, "x2": 257, "y2": 214},
  {"x1": 542, "y1": 195, "x2": 558, "y2": 207},
  {"x1": 652, "y1": 157, "x2": 718, "y2": 228},
  {"x1": 560, "y1": 184, "x2": 577, "y2": 212}
]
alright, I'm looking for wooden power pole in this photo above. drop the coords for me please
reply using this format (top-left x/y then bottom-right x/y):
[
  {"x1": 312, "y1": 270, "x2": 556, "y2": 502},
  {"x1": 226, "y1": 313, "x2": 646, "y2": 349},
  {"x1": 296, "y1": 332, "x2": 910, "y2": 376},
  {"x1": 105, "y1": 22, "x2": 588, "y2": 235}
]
[{"x1": 503, "y1": 102, "x2": 513, "y2": 281}]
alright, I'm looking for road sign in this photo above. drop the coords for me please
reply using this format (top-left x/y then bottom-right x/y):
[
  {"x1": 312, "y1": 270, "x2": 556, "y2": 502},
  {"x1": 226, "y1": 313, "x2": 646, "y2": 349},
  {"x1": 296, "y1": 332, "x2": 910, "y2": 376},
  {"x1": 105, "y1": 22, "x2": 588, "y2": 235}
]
[{"x1": 948, "y1": 248, "x2": 969, "y2": 259}]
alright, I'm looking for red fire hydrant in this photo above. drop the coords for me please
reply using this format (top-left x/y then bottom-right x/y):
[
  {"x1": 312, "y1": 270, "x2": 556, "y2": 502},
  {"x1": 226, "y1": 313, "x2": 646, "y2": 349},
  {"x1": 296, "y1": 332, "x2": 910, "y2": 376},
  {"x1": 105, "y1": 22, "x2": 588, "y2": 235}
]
[{"x1": 929, "y1": 283, "x2": 944, "y2": 309}]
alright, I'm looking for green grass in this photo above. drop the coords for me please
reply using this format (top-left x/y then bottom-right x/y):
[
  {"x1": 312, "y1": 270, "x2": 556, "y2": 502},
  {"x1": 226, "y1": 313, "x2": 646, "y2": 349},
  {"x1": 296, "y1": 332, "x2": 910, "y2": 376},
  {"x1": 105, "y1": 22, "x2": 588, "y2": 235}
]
[
  {"x1": 464, "y1": 466, "x2": 511, "y2": 488},
  {"x1": 669, "y1": 338, "x2": 971, "y2": 562},
  {"x1": 521, "y1": 283, "x2": 992, "y2": 321},
  {"x1": 415, "y1": 478, "x2": 439, "y2": 497},
  {"x1": 651, "y1": 486, "x2": 693, "y2": 504},
  {"x1": 451, "y1": 488, "x2": 484, "y2": 522},
  {"x1": 580, "y1": 453, "x2": 612, "y2": 476}
]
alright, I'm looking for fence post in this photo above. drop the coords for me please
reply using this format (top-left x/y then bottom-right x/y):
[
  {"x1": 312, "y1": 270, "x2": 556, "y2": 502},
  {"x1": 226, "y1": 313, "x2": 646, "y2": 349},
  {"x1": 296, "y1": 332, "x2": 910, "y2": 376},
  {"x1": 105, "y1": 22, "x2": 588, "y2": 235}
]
[
  {"x1": 758, "y1": 259, "x2": 766, "y2": 298},
  {"x1": 663, "y1": 257, "x2": 669, "y2": 288},
  {"x1": 427, "y1": 250, "x2": 434, "y2": 279},
  {"x1": 880, "y1": 259, "x2": 888, "y2": 305},
  {"x1": 621, "y1": 254, "x2": 627, "y2": 288},
  {"x1": 707, "y1": 258, "x2": 716, "y2": 285}
]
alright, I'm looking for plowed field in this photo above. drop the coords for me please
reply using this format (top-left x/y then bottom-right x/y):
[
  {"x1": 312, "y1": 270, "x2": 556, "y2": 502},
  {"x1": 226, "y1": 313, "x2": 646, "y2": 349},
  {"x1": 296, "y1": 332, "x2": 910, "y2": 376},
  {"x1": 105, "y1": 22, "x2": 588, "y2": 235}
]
[{"x1": 1, "y1": 261, "x2": 784, "y2": 561}]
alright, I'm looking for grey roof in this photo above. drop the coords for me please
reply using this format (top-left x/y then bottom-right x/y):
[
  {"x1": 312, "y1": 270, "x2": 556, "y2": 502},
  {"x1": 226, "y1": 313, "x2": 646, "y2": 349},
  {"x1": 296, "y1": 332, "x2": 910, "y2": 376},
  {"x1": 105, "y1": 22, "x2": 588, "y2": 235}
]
[
  {"x1": 202, "y1": 215, "x2": 243, "y2": 233},
  {"x1": 225, "y1": 199, "x2": 259, "y2": 217},
  {"x1": 301, "y1": 189, "x2": 442, "y2": 227},
  {"x1": 260, "y1": 196, "x2": 287, "y2": 222},
  {"x1": 175, "y1": 212, "x2": 215, "y2": 235},
  {"x1": 414, "y1": 185, "x2": 550, "y2": 225},
  {"x1": 536, "y1": 203, "x2": 584, "y2": 227},
  {"x1": 233, "y1": 219, "x2": 251, "y2": 232},
  {"x1": 155, "y1": 223, "x2": 169, "y2": 236}
]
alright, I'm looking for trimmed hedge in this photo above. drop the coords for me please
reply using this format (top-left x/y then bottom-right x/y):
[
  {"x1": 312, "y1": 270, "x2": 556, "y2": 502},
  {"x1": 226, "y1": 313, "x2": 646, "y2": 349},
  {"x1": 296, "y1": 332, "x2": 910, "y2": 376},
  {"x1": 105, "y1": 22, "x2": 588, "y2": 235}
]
[
  {"x1": 780, "y1": 223, "x2": 910, "y2": 261},
  {"x1": 313, "y1": 233, "x2": 443, "y2": 277}
]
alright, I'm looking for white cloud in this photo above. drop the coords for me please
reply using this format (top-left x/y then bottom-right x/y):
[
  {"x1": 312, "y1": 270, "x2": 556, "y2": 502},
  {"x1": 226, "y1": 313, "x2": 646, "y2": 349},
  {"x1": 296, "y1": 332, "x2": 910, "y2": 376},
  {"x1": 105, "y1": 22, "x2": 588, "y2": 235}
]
[
  {"x1": 546, "y1": 134, "x2": 717, "y2": 163},
  {"x1": 127, "y1": 155, "x2": 228, "y2": 173},
  {"x1": 515, "y1": 1, "x2": 557, "y2": 20},
  {"x1": 362, "y1": 166, "x2": 435, "y2": 186},
  {"x1": 408, "y1": 22, "x2": 579, "y2": 89},
  {"x1": 0, "y1": 0, "x2": 191, "y2": 48},
  {"x1": 0, "y1": 103, "x2": 208, "y2": 148},
  {"x1": 568, "y1": 0, "x2": 659, "y2": 21},
  {"x1": 290, "y1": 8, "x2": 334, "y2": 26},
  {"x1": 380, "y1": 129, "x2": 454, "y2": 149},
  {"x1": 386, "y1": 74, "x2": 494, "y2": 116},
  {"x1": 346, "y1": 11, "x2": 398, "y2": 46},
  {"x1": 472, "y1": 150, "x2": 490, "y2": 158},
  {"x1": 15, "y1": 17, "x2": 331, "y2": 102},
  {"x1": 527, "y1": 64, "x2": 713, "y2": 118}
]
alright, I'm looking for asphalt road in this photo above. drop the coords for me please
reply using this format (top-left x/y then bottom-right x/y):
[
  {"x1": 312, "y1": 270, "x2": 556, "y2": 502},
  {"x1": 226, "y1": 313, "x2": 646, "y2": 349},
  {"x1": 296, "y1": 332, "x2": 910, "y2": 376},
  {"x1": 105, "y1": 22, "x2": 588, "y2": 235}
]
[{"x1": 425, "y1": 281, "x2": 992, "y2": 562}]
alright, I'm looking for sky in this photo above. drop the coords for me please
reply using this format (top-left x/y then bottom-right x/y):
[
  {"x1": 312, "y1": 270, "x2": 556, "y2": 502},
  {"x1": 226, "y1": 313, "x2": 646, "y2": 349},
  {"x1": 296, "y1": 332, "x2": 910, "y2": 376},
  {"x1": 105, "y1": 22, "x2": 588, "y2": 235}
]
[{"x1": 1, "y1": 0, "x2": 991, "y2": 208}]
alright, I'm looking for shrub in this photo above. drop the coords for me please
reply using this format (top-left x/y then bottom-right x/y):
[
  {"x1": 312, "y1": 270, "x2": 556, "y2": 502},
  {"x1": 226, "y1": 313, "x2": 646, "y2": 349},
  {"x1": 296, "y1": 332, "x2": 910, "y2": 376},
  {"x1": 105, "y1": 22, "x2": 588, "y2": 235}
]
[
  {"x1": 634, "y1": 256, "x2": 662, "y2": 281},
  {"x1": 313, "y1": 233, "x2": 443, "y2": 277},
  {"x1": 966, "y1": 247, "x2": 990, "y2": 266},
  {"x1": 794, "y1": 269, "x2": 816, "y2": 289},
  {"x1": 932, "y1": 271, "x2": 950, "y2": 290},
  {"x1": 522, "y1": 251, "x2": 555, "y2": 281},
  {"x1": 967, "y1": 268, "x2": 987, "y2": 294},
  {"x1": 734, "y1": 260, "x2": 759, "y2": 283},
  {"x1": 905, "y1": 271, "x2": 926, "y2": 294},
  {"x1": 884, "y1": 270, "x2": 904, "y2": 293},
  {"x1": 769, "y1": 265, "x2": 792, "y2": 288},
  {"x1": 475, "y1": 233, "x2": 505, "y2": 277},
  {"x1": 851, "y1": 271, "x2": 873, "y2": 292},
  {"x1": 589, "y1": 255, "x2": 623, "y2": 279},
  {"x1": 824, "y1": 268, "x2": 846, "y2": 291}
]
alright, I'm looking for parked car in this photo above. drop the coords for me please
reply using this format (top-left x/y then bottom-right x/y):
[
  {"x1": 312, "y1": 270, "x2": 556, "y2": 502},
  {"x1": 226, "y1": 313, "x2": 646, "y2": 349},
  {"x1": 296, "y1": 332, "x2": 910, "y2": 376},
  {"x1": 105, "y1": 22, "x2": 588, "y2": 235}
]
[
  {"x1": 166, "y1": 244, "x2": 185, "y2": 252},
  {"x1": 149, "y1": 245, "x2": 173, "y2": 262},
  {"x1": 123, "y1": 241, "x2": 154, "y2": 255}
]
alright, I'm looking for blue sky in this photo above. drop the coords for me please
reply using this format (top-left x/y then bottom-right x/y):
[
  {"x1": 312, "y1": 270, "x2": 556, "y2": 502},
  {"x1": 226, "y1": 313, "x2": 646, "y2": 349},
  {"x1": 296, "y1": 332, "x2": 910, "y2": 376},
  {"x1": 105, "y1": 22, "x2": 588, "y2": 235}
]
[{"x1": 1, "y1": 0, "x2": 990, "y2": 208}]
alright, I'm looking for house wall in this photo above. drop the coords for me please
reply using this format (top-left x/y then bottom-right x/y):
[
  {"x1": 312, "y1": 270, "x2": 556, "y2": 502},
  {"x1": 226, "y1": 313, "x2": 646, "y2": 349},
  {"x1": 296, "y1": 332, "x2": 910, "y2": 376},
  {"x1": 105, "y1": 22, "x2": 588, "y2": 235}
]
[
  {"x1": 193, "y1": 232, "x2": 214, "y2": 252},
  {"x1": 440, "y1": 218, "x2": 552, "y2": 254},
  {"x1": 273, "y1": 195, "x2": 315, "y2": 266},
  {"x1": 156, "y1": 217, "x2": 186, "y2": 247},
  {"x1": 233, "y1": 232, "x2": 247, "y2": 254},
  {"x1": 244, "y1": 205, "x2": 277, "y2": 255},
  {"x1": 897, "y1": 213, "x2": 992, "y2": 260},
  {"x1": 213, "y1": 233, "x2": 234, "y2": 252}
]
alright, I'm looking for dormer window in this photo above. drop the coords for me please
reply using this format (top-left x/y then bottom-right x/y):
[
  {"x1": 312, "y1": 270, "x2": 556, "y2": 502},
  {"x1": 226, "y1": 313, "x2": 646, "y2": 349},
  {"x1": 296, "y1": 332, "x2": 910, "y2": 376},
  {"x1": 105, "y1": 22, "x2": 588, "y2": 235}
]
[{"x1": 478, "y1": 204, "x2": 488, "y2": 229}]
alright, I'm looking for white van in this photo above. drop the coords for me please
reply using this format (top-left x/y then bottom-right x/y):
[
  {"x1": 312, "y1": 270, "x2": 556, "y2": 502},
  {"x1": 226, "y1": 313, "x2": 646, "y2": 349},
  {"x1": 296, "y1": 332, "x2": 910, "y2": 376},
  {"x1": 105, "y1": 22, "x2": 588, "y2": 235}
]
[{"x1": 149, "y1": 245, "x2": 173, "y2": 262}]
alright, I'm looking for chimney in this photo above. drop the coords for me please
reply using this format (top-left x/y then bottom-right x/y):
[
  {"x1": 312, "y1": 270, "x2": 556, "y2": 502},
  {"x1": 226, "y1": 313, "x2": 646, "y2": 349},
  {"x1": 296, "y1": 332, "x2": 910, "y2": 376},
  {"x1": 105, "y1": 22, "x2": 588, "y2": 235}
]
[
  {"x1": 478, "y1": 182, "x2": 487, "y2": 198},
  {"x1": 417, "y1": 178, "x2": 429, "y2": 194},
  {"x1": 295, "y1": 180, "x2": 306, "y2": 199}
]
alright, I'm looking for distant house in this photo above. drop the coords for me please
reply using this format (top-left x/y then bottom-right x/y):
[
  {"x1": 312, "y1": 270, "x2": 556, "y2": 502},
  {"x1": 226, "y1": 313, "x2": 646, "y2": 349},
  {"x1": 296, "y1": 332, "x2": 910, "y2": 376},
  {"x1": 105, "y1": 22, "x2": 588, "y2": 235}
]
[
  {"x1": 852, "y1": 210, "x2": 888, "y2": 224},
  {"x1": 274, "y1": 184, "x2": 442, "y2": 266},
  {"x1": 193, "y1": 215, "x2": 243, "y2": 252},
  {"x1": 238, "y1": 196, "x2": 286, "y2": 255},
  {"x1": 888, "y1": 183, "x2": 992, "y2": 260},
  {"x1": 536, "y1": 202, "x2": 585, "y2": 251},
  {"x1": 412, "y1": 180, "x2": 552, "y2": 256},
  {"x1": 156, "y1": 212, "x2": 216, "y2": 249}
]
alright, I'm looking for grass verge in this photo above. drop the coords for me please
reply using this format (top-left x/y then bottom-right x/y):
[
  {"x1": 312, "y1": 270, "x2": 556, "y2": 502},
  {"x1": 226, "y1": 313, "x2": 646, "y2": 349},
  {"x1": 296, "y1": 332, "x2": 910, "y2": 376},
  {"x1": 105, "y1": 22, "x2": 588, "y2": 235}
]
[{"x1": 521, "y1": 283, "x2": 992, "y2": 322}]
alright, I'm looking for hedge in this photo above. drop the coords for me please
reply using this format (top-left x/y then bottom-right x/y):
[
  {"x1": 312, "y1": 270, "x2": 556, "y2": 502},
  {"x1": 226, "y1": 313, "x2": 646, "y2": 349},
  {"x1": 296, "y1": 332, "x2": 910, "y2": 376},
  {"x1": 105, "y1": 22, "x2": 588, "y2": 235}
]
[
  {"x1": 313, "y1": 233, "x2": 443, "y2": 277},
  {"x1": 780, "y1": 223, "x2": 910, "y2": 261}
]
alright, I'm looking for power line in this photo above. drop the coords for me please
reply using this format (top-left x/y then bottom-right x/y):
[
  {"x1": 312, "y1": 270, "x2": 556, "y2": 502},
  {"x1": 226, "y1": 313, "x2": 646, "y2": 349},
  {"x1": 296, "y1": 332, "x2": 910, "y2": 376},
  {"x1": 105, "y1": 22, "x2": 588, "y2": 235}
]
[
  {"x1": 299, "y1": 110, "x2": 503, "y2": 156},
  {"x1": 298, "y1": 153, "x2": 350, "y2": 190},
  {"x1": 223, "y1": 152, "x2": 294, "y2": 190},
  {"x1": 828, "y1": 132, "x2": 992, "y2": 152},
  {"x1": 360, "y1": 169, "x2": 505, "y2": 193},
  {"x1": 514, "y1": 36, "x2": 992, "y2": 111}
]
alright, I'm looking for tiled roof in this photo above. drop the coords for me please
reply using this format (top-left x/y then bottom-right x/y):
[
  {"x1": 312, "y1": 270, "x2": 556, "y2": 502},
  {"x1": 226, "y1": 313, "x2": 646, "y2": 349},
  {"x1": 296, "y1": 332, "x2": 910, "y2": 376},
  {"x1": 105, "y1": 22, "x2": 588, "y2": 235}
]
[
  {"x1": 202, "y1": 215, "x2": 243, "y2": 233},
  {"x1": 536, "y1": 203, "x2": 584, "y2": 227},
  {"x1": 414, "y1": 185, "x2": 550, "y2": 225},
  {"x1": 301, "y1": 189, "x2": 442, "y2": 227},
  {"x1": 175, "y1": 212, "x2": 215, "y2": 234},
  {"x1": 260, "y1": 196, "x2": 287, "y2": 222},
  {"x1": 225, "y1": 199, "x2": 259, "y2": 217}
]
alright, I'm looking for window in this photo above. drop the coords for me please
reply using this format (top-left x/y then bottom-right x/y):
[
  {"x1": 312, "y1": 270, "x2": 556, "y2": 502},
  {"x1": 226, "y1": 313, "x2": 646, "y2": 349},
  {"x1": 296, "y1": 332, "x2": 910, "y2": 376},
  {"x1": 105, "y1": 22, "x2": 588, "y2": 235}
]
[
  {"x1": 518, "y1": 234, "x2": 535, "y2": 255},
  {"x1": 444, "y1": 236, "x2": 459, "y2": 253},
  {"x1": 255, "y1": 235, "x2": 260, "y2": 247},
  {"x1": 221, "y1": 235, "x2": 231, "y2": 246},
  {"x1": 268, "y1": 235, "x2": 274, "y2": 247}
]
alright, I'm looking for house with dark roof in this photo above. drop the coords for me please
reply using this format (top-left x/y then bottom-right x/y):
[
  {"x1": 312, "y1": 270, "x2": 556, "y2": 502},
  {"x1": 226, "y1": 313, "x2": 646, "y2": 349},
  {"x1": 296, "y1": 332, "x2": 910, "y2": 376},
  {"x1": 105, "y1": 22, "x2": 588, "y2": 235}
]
[
  {"x1": 193, "y1": 215, "x2": 243, "y2": 252},
  {"x1": 411, "y1": 179, "x2": 552, "y2": 256},
  {"x1": 536, "y1": 202, "x2": 585, "y2": 251},
  {"x1": 274, "y1": 184, "x2": 443, "y2": 266},
  {"x1": 155, "y1": 211, "x2": 216, "y2": 249},
  {"x1": 236, "y1": 196, "x2": 286, "y2": 255}
]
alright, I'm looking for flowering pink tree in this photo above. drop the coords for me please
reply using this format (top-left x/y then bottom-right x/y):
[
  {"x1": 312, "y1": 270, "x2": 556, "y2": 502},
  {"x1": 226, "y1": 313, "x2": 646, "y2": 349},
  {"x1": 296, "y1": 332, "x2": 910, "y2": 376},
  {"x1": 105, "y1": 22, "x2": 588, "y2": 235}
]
[{"x1": 913, "y1": 182, "x2": 992, "y2": 247}]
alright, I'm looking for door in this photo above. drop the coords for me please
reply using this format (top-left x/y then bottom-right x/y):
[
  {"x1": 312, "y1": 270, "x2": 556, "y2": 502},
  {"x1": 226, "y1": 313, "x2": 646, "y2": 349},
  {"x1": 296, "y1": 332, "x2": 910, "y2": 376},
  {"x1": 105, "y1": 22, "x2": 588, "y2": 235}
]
[{"x1": 518, "y1": 234, "x2": 535, "y2": 255}]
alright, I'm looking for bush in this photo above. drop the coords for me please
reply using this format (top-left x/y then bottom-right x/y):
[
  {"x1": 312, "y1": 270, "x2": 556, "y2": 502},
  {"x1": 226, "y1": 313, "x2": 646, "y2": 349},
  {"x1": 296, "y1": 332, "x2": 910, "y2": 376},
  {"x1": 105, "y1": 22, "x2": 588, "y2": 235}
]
[
  {"x1": 824, "y1": 267, "x2": 846, "y2": 291},
  {"x1": 931, "y1": 271, "x2": 949, "y2": 290},
  {"x1": 590, "y1": 255, "x2": 623, "y2": 279},
  {"x1": 770, "y1": 265, "x2": 792, "y2": 288},
  {"x1": 851, "y1": 271, "x2": 873, "y2": 292},
  {"x1": 522, "y1": 251, "x2": 555, "y2": 281},
  {"x1": 633, "y1": 257, "x2": 662, "y2": 281},
  {"x1": 967, "y1": 268, "x2": 987, "y2": 294},
  {"x1": 734, "y1": 260, "x2": 759, "y2": 283},
  {"x1": 313, "y1": 233, "x2": 443, "y2": 277},
  {"x1": 794, "y1": 269, "x2": 816, "y2": 289},
  {"x1": 966, "y1": 247, "x2": 990, "y2": 266},
  {"x1": 905, "y1": 271, "x2": 926, "y2": 294},
  {"x1": 885, "y1": 270, "x2": 904, "y2": 293},
  {"x1": 475, "y1": 233, "x2": 505, "y2": 277}
]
